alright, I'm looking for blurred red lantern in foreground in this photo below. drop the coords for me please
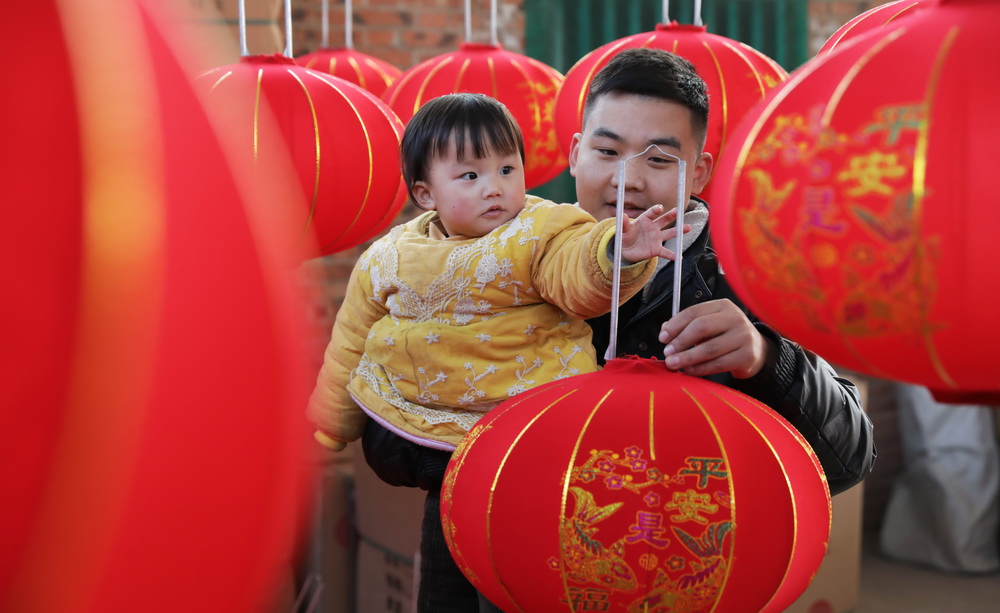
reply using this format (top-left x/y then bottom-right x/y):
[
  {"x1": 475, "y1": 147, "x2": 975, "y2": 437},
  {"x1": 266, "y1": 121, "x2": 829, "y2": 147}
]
[
  {"x1": 296, "y1": 48, "x2": 402, "y2": 97},
  {"x1": 382, "y1": 42, "x2": 567, "y2": 189},
  {"x1": 553, "y1": 21, "x2": 787, "y2": 203},
  {"x1": 1, "y1": 1, "x2": 312, "y2": 610},
  {"x1": 818, "y1": 0, "x2": 925, "y2": 56},
  {"x1": 199, "y1": 54, "x2": 407, "y2": 257},
  {"x1": 711, "y1": 0, "x2": 1000, "y2": 403},
  {"x1": 442, "y1": 358, "x2": 830, "y2": 612}
]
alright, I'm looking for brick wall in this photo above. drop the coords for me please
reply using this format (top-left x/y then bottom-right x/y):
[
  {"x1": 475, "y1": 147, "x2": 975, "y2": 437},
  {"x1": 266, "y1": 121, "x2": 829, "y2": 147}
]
[
  {"x1": 295, "y1": 0, "x2": 906, "y2": 535},
  {"x1": 291, "y1": 0, "x2": 525, "y2": 68}
]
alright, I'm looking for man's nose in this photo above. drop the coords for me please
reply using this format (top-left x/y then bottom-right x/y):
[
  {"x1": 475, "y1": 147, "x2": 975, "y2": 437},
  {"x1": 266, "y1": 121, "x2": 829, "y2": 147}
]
[{"x1": 611, "y1": 163, "x2": 646, "y2": 191}]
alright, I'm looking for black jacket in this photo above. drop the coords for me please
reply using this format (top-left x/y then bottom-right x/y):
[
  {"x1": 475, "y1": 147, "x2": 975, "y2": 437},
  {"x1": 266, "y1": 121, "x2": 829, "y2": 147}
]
[{"x1": 588, "y1": 201, "x2": 876, "y2": 496}]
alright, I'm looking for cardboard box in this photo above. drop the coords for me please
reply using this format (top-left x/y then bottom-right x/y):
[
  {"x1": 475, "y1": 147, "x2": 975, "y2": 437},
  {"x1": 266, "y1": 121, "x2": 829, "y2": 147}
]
[
  {"x1": 296, "y1": 440, "x2": 357, "y2": 613},
  {"x1": 350, "y1": 448, "x2": 425, "y2": 613},
  {"x1": 351, "y1": 449, "x2": 425, "y2": 557},
  {"x1": 784, "y1": 483, "x2": 864, "y2": 613},
  {"x1": 785, "y1": 376, "x2": 868, "y2": 613},
  {"x1": 355, "y1": 540, "x2": 416, "y2": 613}
]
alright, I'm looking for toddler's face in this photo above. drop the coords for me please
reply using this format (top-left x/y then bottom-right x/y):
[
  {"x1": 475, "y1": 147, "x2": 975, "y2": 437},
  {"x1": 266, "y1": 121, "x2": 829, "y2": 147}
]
[{"x1": 412, "y1": 141, "x2": 526, "y2": 238}]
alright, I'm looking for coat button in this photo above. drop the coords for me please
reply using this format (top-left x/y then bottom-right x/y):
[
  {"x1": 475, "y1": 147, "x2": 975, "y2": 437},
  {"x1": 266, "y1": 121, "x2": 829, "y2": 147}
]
[
  {"x1": 638, "y1": 342, "x2": 648, "y2": 351},
  {"x1": 694, "y1": 290, "x2": 703, "y2": 299}
]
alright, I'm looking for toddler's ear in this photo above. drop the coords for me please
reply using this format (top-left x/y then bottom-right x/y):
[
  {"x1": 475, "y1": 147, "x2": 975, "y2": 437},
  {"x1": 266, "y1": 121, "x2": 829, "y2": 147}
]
[{"x1": 412, "y1": 181, "x2": 435, "y2": 210}]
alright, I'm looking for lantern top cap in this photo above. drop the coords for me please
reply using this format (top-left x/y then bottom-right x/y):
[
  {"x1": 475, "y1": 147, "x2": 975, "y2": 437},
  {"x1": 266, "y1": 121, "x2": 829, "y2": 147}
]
[
  {"x1": 458, "y1": 42, "x2": 504, "y2": 52},
  {"x1": 656, "y1": 21, "x2": 709, "y2": 34},
  {"x1": 240, "y1": 53, "x2": 297, "y2": 66}
]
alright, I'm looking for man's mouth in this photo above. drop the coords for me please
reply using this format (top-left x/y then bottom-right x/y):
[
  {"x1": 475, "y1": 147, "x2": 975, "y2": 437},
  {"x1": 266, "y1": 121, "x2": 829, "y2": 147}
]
[{"x1": 605, "y1": 202, "x2": 644, "y2": 218}]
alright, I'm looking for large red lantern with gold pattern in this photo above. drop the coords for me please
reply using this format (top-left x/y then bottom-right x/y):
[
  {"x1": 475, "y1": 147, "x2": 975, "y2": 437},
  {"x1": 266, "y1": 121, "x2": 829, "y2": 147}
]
[
  {"x1": 382, "y1": 42, "x2": 567, "y2": 189},
  {"x1": 295, "y1": 0, "x2": 402, "y2": 96},
  {"x1": 442, "y1": 359, "x2": 830, "y2": 612},
  {"x1": 711, "y1": 0, "x2": 1000, "y2": 403},
  {"x1": 198, "y1": 55, "x2": 407, "y2": 257},
  {"x1": 818, "y1": 0, "x2": 925, "y2": 56},
  {"x1": 1, "y1": 1, "x2": 312, "y2": 610},
  {"x1": 296, "y1": 47, "x2": 401, "y2": 96},
  {"x1": 553, "y1": 21, "x2": 787, "y2": 203}
]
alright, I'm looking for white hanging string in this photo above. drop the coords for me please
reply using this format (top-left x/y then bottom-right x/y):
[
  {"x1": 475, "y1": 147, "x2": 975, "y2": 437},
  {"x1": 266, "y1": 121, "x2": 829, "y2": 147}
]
[
  {"x1": 320, "y1": 0, "x2": 329, "y2": 47},
  {"x1": 345, "y1": 0, "x2": 355, "y2": 49},
  {"x1": 490, "y1": 0, "x2": 498, "y2": 46},
  {"x1": 238, "y1": 0, "x2": 249, "y2": 56},
  {"x1": 662, "y1": 0, "x2": 669, "y2": 23},
  {"x1": 694, "y1": 0, "x2": 704, "y2": 26},
  {"x1": 464, "y1": 0, "x2": 472, "y2": 42},
  {"x1": 282, "y1": 0, "x2": 293, "y2": 56},
  {"x1": 605, "y1": 144, "x2": 687, "y2": 362}
]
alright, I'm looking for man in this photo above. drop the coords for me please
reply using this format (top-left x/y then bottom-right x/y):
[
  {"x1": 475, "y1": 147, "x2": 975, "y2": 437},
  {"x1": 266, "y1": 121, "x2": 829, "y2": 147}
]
[{"x1": 569, "y1": 48, "x2": 875, "y2": 495}]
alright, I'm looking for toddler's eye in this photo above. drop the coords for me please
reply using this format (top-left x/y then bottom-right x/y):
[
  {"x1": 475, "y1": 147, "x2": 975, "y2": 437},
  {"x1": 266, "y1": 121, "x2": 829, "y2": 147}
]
[
  {"x1": 461, "y1": 172, "x2": 478, "y2": 180},
  {"x1": 500, "y1": 166, "x2": 514, "y2": 176}
]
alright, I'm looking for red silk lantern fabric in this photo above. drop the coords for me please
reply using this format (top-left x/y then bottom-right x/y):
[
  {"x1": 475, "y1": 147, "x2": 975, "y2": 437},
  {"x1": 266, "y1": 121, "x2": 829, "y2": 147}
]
[
  {"x1": 198, "y1": 55, "x2": 407, "y2": 257},
  {"x1": 1, "y1": 1, "x2": 312, "y2": 610},
  {"x1": 381, "y1": 42, "x2": 567, "y2": 190},
  {"x1": 552, "y1": 22, "x2": 788, "y2": 203},
  {"x1": 711, "y1": 0, "x2": 1000, "y2": 403},
  {"x1": 442, "y1": 358, "x2": 830, "y2": 612},
  {"x1": 296, "y1": 47, "x2": 402, "y2": 96},
  {"x1": 818, "y1": 0, "x2": 925, "y2": 56}
]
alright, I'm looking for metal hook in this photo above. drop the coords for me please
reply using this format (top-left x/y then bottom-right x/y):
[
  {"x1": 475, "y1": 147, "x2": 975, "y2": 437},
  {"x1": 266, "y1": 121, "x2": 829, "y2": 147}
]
[{"x1": 605, "y1": 144, "x2": 687, "y2": 362}]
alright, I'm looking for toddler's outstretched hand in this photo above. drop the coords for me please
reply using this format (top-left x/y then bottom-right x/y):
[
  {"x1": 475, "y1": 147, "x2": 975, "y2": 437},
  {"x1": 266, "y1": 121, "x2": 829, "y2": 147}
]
[{"x1": 619, "y1": 205, "x2": 691, "y2": 264}]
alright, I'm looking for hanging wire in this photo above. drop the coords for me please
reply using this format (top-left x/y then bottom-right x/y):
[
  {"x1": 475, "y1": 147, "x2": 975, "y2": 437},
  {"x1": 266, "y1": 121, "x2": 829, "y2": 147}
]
[
  {"x1": 239, "y1": 0, "x2": 293, "y2": 57},
  {"x1": 320, "y1": 0, "x2": 329, "y2": 47},
  {"x1": 345, "y1": 0, "x2": 354, "y2": 49},
  {"x1": 464, "y1": 0, "x2": 472, "y2": 42},
  {"x1": 238, "y1": 0, "x2": 249, "y2": 56},
  {"x1": 662, "y1": 0, "x2": 669, "y2": 23},
  {"x1": 694, "y1": 0, "x2": 704, "y2": 26},
  {"x1": 490, "y1": 0, "x2": 498, "y2": 46},
  {"x1": 605, "y1": 144, "x2": 687, "y2": 362},
  {"x1": 282, "y1": 0, "x2": 293, "y2": 56}
]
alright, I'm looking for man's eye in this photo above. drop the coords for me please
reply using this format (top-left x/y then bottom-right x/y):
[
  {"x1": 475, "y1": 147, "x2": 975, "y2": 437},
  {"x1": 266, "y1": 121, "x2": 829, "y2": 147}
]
[
  {"x1": 461, "y1": 172, "x2": 478, "y2": 180},
  {"x1": 596, "y1": 148, "x2": 617, "y2": 157},
  {"x1": 649, "y1": 156, "x2": 675, "y2": 166}
]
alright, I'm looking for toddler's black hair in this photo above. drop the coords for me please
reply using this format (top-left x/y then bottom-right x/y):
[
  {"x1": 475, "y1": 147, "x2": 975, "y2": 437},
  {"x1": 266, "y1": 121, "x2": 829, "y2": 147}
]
[{"x1": 400, "y1": 93, "x2": 525, "y2": 205}]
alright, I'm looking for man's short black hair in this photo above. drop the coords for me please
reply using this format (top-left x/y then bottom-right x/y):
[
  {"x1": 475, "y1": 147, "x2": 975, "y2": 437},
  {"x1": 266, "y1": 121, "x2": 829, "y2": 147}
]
[
  {"x1": 400, "y1": 93, "x2": 525, "y2": 205},
  {"x1": 584, "y1": 48, "x2": 710, "y2": 150}
]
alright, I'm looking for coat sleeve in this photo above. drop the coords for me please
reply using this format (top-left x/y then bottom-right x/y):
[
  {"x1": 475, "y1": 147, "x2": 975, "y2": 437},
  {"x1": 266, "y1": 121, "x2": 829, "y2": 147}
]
[
  {"x1": 733, "y1": 323, "x2": 877, "y2": 496},
  {"x1": 531, "y1": 207, "x2": 654, "y2": 319},
  {"x1": 306, "y1": 254, "x2": 387, "y2": 451}
]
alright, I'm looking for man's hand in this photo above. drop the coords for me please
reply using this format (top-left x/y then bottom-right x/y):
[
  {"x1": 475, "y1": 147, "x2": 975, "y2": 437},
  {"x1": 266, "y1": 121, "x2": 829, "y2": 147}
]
[
  {"x1": 658, "y1": 299, "x2": 777, "y2": 379},
  {"x1": 620, "y1": 205, "x2": 690, "y2": 264}
]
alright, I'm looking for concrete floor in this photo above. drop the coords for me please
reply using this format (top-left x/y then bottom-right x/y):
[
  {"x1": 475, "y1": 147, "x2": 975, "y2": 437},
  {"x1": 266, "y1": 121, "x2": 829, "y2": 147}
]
[{"x1": 858, "y1": 541, "x2": 1000, "y2": 612}]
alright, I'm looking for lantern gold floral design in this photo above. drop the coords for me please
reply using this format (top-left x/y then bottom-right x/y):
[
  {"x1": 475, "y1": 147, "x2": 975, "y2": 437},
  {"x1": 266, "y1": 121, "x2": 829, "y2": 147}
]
[{"x1": 441, "y1": 359, "x2": 830, "y2": 612}]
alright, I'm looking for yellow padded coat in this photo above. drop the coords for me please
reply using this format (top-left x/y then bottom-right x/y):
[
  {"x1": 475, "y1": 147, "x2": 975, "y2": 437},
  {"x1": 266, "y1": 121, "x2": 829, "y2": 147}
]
[{"x1": 308, "y1": 197, "x2": 656, "y2": 451}]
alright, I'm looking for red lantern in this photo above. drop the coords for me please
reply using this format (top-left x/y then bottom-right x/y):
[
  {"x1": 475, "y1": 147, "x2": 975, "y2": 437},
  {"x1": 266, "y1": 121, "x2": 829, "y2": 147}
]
[
  {"x1": 442, "y1": 358, "x2": 830, "y2": 612},
  {"x1": 198, "y1": 54, "x2": 407, "y2": 257},
  {"x1": 818, "y1": 0, "x2": 925, "y2": 56},
  {"x1": 1, "y1": 1, "x2": 312, "y2": 610},
  {"x1": 382, "y1": 42, "x2": 567, "y2": 189},
  {"x1": 296, "y1": 47, "x2": 402, "y2": 97},
  {"x1": 711, "y1": 0, "x2": 1000, "y2": 403},
  {"x1": 553, "y1": 21, "x2": 788, "y2": 203}
]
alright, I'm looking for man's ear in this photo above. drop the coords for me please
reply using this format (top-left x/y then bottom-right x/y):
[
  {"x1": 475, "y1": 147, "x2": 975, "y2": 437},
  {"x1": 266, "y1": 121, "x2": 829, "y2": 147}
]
[
  {"x1": 691, "y1": 151, "x2": 714, "y2": 196},
  {"x1": 411, "y1": 181, "x2": 435, "y2": 210},
  {"x1": 567, "y1": 132, "x2": 583, "y2": 178}
]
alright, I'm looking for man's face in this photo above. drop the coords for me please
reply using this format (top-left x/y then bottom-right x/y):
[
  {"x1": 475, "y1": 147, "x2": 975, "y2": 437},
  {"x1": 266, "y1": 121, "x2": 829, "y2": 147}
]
[{"x1": 569, "y1": 92, "x2": 713, "y2": 222}]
